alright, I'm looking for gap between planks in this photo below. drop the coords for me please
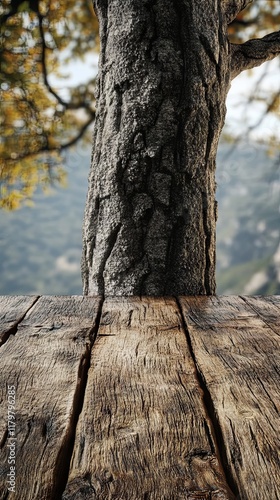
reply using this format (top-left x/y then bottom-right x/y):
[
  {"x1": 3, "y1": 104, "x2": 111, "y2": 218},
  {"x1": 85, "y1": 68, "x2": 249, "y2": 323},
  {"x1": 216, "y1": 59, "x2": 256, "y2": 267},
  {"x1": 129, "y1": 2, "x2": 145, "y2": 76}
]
[
  {"x1": 176, "y1": 297, "x2": 239, "y2": 499},
  {"x1": 0, "y1": 295, "x2": 103, "y2": 500},
  {"x1": 179, "y1": 295, "x2": 280, "y2": 500}
]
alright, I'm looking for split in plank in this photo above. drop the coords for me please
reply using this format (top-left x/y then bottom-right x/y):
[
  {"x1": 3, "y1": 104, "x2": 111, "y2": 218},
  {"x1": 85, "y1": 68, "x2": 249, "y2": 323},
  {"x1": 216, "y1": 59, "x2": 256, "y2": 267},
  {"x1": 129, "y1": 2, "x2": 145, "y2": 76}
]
[
  {"x1": 0, "y1": 295, "x2": 102, "y2": 500},
  {"x1": 179, "y1": 295, "x2": 280, "y2": 500},
  {"x1": 0, "y1": 295, "x2": 39, "y2": 347}
]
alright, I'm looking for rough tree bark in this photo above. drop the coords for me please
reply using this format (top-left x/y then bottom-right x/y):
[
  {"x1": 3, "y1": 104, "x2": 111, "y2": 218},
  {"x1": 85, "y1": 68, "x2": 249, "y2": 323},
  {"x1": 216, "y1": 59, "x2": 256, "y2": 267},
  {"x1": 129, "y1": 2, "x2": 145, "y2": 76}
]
[{"x1": 82, "y1": 0, "x2": 280, "y2": 296}]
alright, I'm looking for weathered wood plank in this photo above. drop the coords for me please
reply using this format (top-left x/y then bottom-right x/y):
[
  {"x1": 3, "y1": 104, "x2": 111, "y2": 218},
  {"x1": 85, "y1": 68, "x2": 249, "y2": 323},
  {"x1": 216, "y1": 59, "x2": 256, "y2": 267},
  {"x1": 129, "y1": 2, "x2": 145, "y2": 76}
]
[
  {"x1": 0, "y1": 295, "x2": 102, "y2": 500},
  {"x1": 64, "y1": 297, "x2": 234, "y2": 500},
  {"x1": 242, "y1": 295, "x2": 280, "y2": 335},
  {"x1": 179, "y1": 295, "x2": 280, "y2": 500},
  {"x1": 0, "y1": 295, "x2": 39, "y2": 346}
]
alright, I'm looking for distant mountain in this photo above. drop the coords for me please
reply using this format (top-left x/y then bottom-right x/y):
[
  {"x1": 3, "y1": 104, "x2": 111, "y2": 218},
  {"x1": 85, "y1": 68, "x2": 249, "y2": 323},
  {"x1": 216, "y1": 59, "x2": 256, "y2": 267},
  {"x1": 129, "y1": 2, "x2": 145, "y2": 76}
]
[
  {"x1": 0, "y1": 142, "x2": 279, "y2": 295},
  {"x1": 0, "y1": 147, "x2": 89, "y2": 295},
  {"x1": 216, "y1": 142, "x2": 280, "y2": 294}
]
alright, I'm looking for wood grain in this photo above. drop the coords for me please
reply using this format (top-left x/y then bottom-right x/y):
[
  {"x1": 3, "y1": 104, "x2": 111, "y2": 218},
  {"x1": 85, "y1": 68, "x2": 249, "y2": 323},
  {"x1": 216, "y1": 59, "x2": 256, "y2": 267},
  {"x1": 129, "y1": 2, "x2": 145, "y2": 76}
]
[
  {"x1": 64, "y1": 297, "x2": 234, "y2": 500},
  {"x1": 0, "y1": 295, "x2": 102, "y2": 500},
  {"x1": 0, "y1": 295, "x2": 39, "y2": 346},
  {"x1": 179, "y1": 295, "x2": 280, "y2": 500},
  {"x1": 242, "y1": 295, "x2": 280, "y2": 335}
]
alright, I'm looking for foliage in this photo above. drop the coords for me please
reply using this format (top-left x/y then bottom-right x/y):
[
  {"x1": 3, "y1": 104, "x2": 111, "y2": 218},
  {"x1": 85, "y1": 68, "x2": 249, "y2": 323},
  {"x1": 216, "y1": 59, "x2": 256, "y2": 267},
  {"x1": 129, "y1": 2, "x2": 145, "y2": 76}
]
[
  {"x1": 0, "y1": 0, "x2": 279, "y2": 209},
  {"x1": 0, "y1": 0, "x2": 98, "y2": 208}
]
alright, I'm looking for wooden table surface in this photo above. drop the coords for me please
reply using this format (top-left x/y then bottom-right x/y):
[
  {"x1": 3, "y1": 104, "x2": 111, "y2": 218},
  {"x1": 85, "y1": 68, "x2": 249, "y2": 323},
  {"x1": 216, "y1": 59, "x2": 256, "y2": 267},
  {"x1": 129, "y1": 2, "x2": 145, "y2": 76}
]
[{"x1": 0, "y1": 295, "x2": 279, "y2": 500}]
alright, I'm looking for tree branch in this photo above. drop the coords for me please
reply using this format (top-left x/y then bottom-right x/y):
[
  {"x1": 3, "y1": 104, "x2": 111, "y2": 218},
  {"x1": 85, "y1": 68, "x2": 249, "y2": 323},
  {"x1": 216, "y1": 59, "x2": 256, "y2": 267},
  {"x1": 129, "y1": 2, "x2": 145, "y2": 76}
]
[
  {"x1": 230, "y1": 31, "x2": 280, "y2": 79},
  {"x1": 222, "y1": 0, "x2": 253, "y2": 24},
  {"x1": 38, "y1": 14, "x2": 69, "y2": 108},
  {"x1": 60, "y1": 114, "x2": 95, "y2": 150},
  {"x1": 38, "y1": 14, "x2": 95, "y2": 112},
  {"x1": 229, "y1": 15, "x2": 258, "y2": 28},
  {"x1": 38, "y1": 16, "x2": 79, "y2": 110},
  {"x1": 2, "y1": 114, "x2": 95, "y2": 163}
]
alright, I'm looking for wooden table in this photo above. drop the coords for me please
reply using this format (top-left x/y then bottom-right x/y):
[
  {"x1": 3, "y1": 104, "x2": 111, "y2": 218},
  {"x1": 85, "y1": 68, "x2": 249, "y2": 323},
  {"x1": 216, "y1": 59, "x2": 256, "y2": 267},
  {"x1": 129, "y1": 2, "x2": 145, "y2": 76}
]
[{"x1": 0, "y1": 295, "x2": 279, "y2": 500}]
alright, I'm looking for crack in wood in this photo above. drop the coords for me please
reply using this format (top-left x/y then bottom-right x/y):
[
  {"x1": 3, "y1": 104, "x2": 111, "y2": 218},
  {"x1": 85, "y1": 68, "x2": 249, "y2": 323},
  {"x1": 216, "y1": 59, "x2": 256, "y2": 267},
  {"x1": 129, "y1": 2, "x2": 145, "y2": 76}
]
[
  {"x1": 176, "y1": 298, "x2": 238, "y2": 499},
  {"x1": 49, "y1": 297, "x2": 104, "y2": 500},
  {"x1": 0, "y1": 296, "x2": 40, "y2": 348}
]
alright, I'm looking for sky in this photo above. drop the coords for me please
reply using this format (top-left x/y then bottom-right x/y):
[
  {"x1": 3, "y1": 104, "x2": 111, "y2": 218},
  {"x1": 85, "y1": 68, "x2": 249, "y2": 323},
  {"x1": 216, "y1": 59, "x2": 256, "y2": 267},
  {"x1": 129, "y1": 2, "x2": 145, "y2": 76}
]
[{"x1": 226, "y1": 58, "x2": 280, "y2": 141}]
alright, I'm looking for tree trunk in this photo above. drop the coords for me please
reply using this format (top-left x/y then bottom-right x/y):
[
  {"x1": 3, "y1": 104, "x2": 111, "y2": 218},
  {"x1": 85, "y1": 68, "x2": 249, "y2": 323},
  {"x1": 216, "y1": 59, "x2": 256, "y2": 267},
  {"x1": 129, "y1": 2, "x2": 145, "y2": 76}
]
[{"x1": 82, "y1": 0, "x2": 230, "y2": 296}]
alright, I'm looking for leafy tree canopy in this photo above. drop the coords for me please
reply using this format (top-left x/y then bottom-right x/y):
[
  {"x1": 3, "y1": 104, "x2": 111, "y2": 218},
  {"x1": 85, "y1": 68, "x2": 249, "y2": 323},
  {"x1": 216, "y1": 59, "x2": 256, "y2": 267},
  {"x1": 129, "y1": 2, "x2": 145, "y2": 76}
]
[
  {"x1": 1, "y1": 0, "x2": 98, "y2": 208},
  {"x1": 0, "y1": 0, "x2": 279, "y2": 209}
]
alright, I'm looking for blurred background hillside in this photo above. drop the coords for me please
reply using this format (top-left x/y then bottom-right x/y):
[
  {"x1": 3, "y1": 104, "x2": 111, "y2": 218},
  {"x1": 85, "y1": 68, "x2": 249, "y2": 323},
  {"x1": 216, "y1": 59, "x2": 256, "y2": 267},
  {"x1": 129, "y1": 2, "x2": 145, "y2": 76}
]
[{"x1": 0, "y1": 0, "x2": 279, "y2": 295}]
